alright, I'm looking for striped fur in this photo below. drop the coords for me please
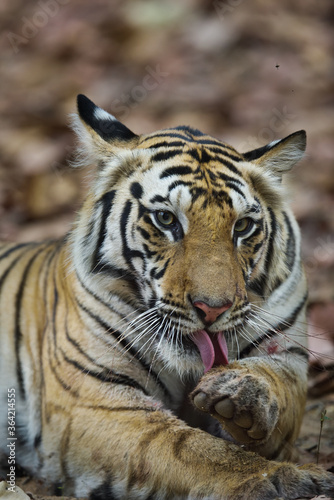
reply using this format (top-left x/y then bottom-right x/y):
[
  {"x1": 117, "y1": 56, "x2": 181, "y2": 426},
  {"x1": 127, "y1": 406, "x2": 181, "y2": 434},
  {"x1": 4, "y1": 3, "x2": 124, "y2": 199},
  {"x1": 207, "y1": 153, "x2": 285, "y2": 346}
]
[{"x1": 0, "y1": 95, "x2": 333, "y2": 499}]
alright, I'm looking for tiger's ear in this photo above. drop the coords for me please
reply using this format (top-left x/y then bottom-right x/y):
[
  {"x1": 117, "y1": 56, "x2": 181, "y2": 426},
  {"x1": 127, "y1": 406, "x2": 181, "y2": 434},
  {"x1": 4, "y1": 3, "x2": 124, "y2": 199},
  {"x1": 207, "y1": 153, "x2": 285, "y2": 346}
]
[
  {"x1": 243, "y1": 130, "x2": 306, "y2": 177},
  {"x1": 71, "y1": 95, "x2": 138, "y2": 165}
]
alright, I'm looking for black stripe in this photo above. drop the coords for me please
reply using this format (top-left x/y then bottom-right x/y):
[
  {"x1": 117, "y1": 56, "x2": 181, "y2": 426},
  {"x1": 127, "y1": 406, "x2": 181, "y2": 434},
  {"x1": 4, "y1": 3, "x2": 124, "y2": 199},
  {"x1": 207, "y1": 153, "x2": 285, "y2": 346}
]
[
  {"x1": 217, "y1": 172, "x2": 244, "y2": 187},
  {"x1": 120, "y1": 200, "x2": 145, "y2": 269},
  {"x1": 161, "y1": 308, "x2": 189, "y2": 322},
  {"x1": 15, "y1": 245, "x2": 47, "y2": 398},
  {"x1": 76, "y1": 270, "x2": 138, "y2": 311},
  {"x1": 42, "y1": 245, "x2": 60, "y2": 311},
  {"x1": 225, "y1": 182, "x2": 246, "y2": 199},
  {"x1": 95, "y1": 261, "x2": 132, "y2": 279},
  {"x1": 77, "y1": 300, "x2": 115, "y2": 333},
  {"x1": 248, "y1": 274, "x2": 267, "y2": 298},
  {"x1": 83, "y1": 404, "x2": 158, "y2": 413},
  {"x1": 160, "y1": 165, "x2": 193, "y2": 178},
  {"x1": 148, "y1": 140, "x2": 187, "y2": 149},
  {"x1": 150, "y1": 259, "x2": 170, "y2": 280},
  {"x1": 191, "y1": 186, "x2": 232, "y2": 208},
  {"x1": 247, "y1": 216, "x2": 270, "y2": 294},
  {"x1": 34, "y1": 434, "x2": 42, "y2": 448},
  {"x1": 149, "y1": 194, "x2": 168, "y2": 204},
  {"x1": 240, "y1": 293, "x2": 308, "y2": 358},
  {"x1": 51, "y1": 273, "x2": 59, "y2": 349},
  {"x1": 260, "y1": 207, "x2": 276, "y2": 273},
  {"x1": 168, "y1": 180, "x2": 192, "y2": 192},
  {"x1": 184, "y1": 185, "x2": 232, "y2": 209},
  {"x1": 65, "y1": 308, "x2": 107, "y2": 365},
  {"x1": 174, "y1": 125, "x2": 205, "y2": 137},
  {"x1": 141, "y1": 129, "x2": 243, "y2": 162},
  {"x1": 282, "y1": 212, "x2": 296, "y2": 271},
  {"x1": 200, "y1": 148, "x2": 211, "y2": 164},
  {"x1": 196, "y1": 139, "x2": 240, "y2": 154},
  {"x1": 195, "y1": 137, "x2": 231, "y2": 147},
  {"x1": 143, "y1": 243, "x2": 158, "y2": 259},
  {"x1": 138, "y1": 227, "x2": 151, "y2": 241},
  {"x1": 77, "y1": 301, "x2": 147, "y2": 360},
  {"x1": 173, "y1": 429, "x2": 193, "y2": 458},
  {"x1": 286, "y1": 346, "x2": 308, "y2": 359},
  {"x1": 188, "y1": 186, "x2": 207, "y2": 205},
  {"x1": 185, "y1": 148, "x2": 200, "y2": 162},
  {"x1": 271, "y1": 276, "x2": 284, "y2": 292},
  {"x1": 76, "y1": 300, "x2": 142, "y2": 352},
  {"x1": 279, "y1": 292, "x2": 308, "y2": 328},
  {"x1": 60, "y1": 348, "x2": 149, "y2": 394},
  {"x1": 42, "y1": 252, "x2": 78, "y2": 397},
  {"x1": 0, "y1": 242, "x2": 33, "y2": 262},
  {"x1": 91, "y1": 190, "x2": 116, "y2": 273},
  {"x1": 205, "y1": 146, "x2": 243, "y2": 163},
  {"x1": 137, "y1": 200, "x2": 147, "y2": 220},
  {"x1": 217, "y1": 157, "x2": 242, "y2": 176},
  {"x1": 130, "y1": 182, "x2": 143, "y2": 199},
  {"x1": 265, "y1": 208, "x2": 277, "y2": 275},
  {"x1": 253, "y1": 242, "x2": 263, "y2": 254},
  {"x1": 38, "y1": 245, "x2": 60, "y2": 420},
  {"x1": 141, "y1": 132, "x2": 194, "y2": 144},
  {"x1": 191, "y1": 144, "x2": 243, "y2": 164},
  {"x1": 48, "y1": 357, "x2": 78, "y2": 395},
  {"x1": 76, "y1": 301, "x2": 171, "y2": 400},
  {"x1": 0, "y1": 246, "x2": 37, "y2": 293},
  {"x1": 90, "y1": 479, "x2": 117, "y2": 500},
  {"x1": 50, "y1": 261, "x2": 80, "y2": 398},
  {"x1": 48, "y1": 270, "x2": 79, "y2": 397},
  {"x1": 189, "y1": 146, "x2": 243, "y2": 174},
  {"x1": 151, "y1": 149, "x2": 184, "y2": 163}
]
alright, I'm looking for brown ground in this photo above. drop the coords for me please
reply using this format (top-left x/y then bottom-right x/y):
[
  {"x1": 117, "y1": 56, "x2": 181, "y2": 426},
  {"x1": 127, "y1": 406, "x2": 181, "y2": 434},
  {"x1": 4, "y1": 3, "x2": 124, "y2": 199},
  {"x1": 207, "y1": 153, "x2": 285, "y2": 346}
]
[{"x1": 0, "y1": 0, "x2": 333, "y2": 498}]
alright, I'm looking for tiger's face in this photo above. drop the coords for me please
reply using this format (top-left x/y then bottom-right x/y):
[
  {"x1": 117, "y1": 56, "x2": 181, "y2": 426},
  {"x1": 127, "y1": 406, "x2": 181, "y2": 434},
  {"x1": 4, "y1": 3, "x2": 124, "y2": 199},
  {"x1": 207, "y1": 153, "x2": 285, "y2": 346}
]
[
  {"x1": 124, "y1": 147, "x2": 257, "y2": 325},
  {"x1": 73, "y1": 95, "x2": 306, "y2": 374}
]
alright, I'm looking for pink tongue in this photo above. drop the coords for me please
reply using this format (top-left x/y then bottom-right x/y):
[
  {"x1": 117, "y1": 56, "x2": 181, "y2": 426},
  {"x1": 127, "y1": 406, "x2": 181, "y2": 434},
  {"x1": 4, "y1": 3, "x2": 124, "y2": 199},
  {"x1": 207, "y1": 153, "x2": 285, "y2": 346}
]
[{"x1": 191, "y1": 330, "x2": 229, "y2": 372}]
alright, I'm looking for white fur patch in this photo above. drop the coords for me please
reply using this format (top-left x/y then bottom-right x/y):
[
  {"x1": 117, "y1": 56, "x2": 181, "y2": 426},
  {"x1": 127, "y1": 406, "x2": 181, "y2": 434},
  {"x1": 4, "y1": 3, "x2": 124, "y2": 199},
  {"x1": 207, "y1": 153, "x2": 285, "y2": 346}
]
[
  {"x1": 268, "y1": 139, "x2": 280, "y2": 148},
  {"x1": 93, "y1": 107, "x2": 117, "y2": 122}
]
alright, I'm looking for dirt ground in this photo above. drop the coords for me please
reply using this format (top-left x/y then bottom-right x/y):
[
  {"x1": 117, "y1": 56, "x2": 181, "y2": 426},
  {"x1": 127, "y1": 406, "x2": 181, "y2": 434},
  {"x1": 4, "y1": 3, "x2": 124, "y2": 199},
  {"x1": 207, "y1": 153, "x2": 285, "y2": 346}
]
[{"x1": 0, "y1": 0, "x2": 333, "y2": 498}]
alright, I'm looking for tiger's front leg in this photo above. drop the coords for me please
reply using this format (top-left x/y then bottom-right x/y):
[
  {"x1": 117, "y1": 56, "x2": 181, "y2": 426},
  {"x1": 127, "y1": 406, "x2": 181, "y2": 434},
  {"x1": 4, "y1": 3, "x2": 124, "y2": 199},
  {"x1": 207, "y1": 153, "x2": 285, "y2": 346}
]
[
  {"x1": 191, "y1": 353, "x2": 308, "y2": 460},
  {"x1": 47, "y1": 398, "x2": 334, "y2": 500}
]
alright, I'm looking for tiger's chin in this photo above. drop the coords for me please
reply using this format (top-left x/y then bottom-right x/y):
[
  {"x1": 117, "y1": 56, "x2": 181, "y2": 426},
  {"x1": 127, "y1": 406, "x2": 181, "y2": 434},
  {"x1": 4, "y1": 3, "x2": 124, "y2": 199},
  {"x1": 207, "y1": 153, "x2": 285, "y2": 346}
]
[
  {"x1": 153, "y1": 311, "x2": 249, "y2": 377},
  {"x1": 155, "y1": 335, "x2": 207, "y2": 378}
]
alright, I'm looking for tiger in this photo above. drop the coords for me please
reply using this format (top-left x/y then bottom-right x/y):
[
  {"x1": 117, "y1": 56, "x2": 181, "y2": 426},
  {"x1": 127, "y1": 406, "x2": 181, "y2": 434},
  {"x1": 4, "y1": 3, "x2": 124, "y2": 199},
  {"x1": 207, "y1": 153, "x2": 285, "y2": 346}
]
[{"x1": 0, "y1": 94, "x2": 333, "y2": 500}]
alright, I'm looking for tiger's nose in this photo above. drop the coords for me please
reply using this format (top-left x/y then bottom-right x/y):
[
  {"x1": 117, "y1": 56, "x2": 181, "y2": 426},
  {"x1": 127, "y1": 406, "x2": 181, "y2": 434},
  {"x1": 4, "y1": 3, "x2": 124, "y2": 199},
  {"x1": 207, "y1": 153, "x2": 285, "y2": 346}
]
[{"x1": 193, "y1": 300, "x2": 233, "y2": 325}]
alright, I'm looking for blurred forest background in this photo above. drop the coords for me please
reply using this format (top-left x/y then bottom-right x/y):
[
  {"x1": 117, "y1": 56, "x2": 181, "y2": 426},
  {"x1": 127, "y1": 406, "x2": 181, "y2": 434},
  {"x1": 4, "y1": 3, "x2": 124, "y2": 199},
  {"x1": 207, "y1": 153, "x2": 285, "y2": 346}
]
[{"x1": 0, "y1": 0, "x2": 334, "y2": 497}]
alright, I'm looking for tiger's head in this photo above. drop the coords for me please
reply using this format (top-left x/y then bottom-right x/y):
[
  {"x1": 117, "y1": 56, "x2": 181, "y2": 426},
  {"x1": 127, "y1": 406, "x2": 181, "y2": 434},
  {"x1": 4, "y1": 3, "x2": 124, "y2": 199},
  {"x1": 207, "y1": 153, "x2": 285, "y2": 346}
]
[{"x1": 71, "y1": 95, "x2": 306, "y2": 375}]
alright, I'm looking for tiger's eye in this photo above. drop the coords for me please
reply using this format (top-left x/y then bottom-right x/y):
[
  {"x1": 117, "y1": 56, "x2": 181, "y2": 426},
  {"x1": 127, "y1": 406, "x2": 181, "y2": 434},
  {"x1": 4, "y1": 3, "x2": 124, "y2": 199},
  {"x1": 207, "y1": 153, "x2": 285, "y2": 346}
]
[
  {"x1": 156, "y1": 211, "x2": 175, "y2": 226},
  {"x1": 234, "y1": 218, "x2": 252, "y2": 234}
]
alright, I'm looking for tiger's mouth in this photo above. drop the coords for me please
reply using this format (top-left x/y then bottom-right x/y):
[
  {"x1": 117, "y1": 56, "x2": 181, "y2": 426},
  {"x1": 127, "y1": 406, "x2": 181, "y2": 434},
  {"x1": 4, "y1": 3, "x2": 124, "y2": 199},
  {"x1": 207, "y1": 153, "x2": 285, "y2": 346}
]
[{"x1": 190, "y1": 330, "x2": 229, "y2": 373}]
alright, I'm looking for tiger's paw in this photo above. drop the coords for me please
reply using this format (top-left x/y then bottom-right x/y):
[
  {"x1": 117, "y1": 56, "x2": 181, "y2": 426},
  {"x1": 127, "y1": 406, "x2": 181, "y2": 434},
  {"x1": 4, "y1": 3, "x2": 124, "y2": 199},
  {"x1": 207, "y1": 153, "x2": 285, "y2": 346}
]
[
  {"x1": 190, "y1": 363, "x2": 279, "y2": 444},
  {"x1": 229, "y1": 462, "x2": 334, "y2": 500}
]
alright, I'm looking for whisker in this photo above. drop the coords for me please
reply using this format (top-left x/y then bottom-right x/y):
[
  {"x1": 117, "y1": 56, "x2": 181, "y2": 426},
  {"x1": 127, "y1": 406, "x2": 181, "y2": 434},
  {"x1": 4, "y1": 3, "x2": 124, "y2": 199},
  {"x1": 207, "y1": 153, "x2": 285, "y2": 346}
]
[
  {"x1": 251, "y1": 302, "x2": 334, "y2": 337},
  {"x1": 251, "y1": 304, "x2": 308, "y2": 337},
  {"x1": 120, "y1": 318, "x2": 161, "y2": 358},
  {"x1": 234, "y1": 326, "x2": 240, "y2": 360},
  {"x1": 247, "y1": 311, "x2": 333, "y2": 367}
]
